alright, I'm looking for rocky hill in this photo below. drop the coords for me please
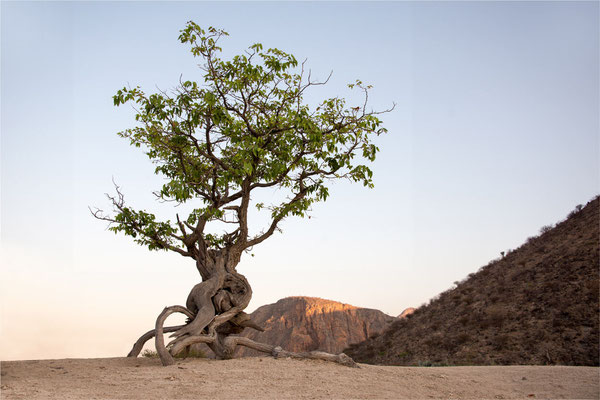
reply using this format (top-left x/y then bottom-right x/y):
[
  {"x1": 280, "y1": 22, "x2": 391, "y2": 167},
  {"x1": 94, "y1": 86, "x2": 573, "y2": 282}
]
[
  {"x1": 346, "y1": 197, "x2": 599, "y2": 366},
  {"x1": 236, "y1": 296, "x2": 395, "y2": 356}
]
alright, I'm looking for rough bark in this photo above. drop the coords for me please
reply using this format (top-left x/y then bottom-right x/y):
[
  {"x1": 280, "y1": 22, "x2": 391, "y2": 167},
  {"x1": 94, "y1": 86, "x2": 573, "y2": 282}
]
[
  {"x1": 171, "y1": 334, "x2": 359, "y2": 368},
  {"x1": 171, "y1": 277, "x2": 221, "y2": 338},
  {"x1": 127, "y1": 325, "x2": 186, "y2": 358},
  {"x1": 155, "y1": 306, "x2": 194, "y2": 366},
  {"x1": 128, "y1": 251, "x2": 359, "y2": 368}
]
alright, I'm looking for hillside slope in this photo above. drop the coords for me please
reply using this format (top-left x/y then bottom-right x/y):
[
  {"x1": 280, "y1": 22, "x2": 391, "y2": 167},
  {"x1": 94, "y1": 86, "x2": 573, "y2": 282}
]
[
  {"x1": 236, "y1": 296, "x2": 395, "y2": 356},
  {"x1": 346, "y1": 197, "x2": 599, "y2": 366}
]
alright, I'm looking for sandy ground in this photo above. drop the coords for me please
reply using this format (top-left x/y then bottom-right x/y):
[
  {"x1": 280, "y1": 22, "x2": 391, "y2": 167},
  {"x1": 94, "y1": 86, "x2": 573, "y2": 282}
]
[{"x1": 1, "y1": 356, "x2": 598, "y2": 399}]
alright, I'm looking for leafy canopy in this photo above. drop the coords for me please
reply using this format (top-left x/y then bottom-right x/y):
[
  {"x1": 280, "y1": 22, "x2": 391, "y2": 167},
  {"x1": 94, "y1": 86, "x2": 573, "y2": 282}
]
[{"x1": 97, "y1": 22, "x2": 391, "y2": 258}]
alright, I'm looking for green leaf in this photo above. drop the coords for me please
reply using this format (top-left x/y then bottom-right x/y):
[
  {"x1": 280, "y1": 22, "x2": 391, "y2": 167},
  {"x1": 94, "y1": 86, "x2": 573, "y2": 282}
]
[{"x1": 103, "y1": 20, "x2": 390, "y2": 255}]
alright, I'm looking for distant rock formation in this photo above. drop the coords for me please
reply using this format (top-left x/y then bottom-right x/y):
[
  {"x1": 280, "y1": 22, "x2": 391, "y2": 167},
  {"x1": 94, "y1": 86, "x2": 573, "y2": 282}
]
[
  {"x1": 346, "y1": 197, "x2": 600, "y2": 366},
  {"x1": 398, "y1": 308, "x2": 415, "y2": 319},
  {"x1": 236, "y1": 296, "x2": 395, "y2": 357}
]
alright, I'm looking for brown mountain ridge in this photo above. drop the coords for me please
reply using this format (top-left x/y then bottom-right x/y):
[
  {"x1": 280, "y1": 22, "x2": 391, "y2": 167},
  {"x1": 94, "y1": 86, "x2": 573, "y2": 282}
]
[
  {"x1": 235, "y1": 296, "x2": 396, "y2": 357},
  {"x1": 345, "y1": 197, "x2": 599, "y2": 366}
]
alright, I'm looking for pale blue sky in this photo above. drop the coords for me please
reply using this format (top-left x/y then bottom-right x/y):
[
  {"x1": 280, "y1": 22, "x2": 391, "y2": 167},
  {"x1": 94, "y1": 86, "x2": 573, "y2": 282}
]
[{"x1": 1, "y1": 1, "x2": 598, "y2": 360}]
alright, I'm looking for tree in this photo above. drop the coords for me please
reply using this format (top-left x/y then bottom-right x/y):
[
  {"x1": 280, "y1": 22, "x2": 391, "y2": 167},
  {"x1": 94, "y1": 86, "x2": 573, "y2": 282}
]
[{"x1": 93, "y1": 22, "x2": 392, "y2": 367}]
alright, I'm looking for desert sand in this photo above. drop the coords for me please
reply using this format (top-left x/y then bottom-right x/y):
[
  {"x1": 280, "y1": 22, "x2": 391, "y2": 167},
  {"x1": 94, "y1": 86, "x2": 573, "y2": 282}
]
[{"x1": 1, "y1": 357, "x2": 598, "y2": 399}]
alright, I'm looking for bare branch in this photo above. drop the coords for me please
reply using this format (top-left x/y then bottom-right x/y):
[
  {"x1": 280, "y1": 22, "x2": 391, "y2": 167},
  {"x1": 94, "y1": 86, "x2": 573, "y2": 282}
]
[{"x1": 91, "y1": 183, "x2": 193, "y2": 258}]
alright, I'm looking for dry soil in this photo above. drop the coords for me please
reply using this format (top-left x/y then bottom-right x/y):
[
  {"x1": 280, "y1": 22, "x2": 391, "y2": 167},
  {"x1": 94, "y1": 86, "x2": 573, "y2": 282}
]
[{"x1": 1, "y1": 357, "x2": 598, "y2": 399}]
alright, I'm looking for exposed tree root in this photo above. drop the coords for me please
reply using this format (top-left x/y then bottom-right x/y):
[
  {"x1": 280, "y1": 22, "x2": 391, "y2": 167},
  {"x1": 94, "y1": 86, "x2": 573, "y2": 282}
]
[
  {"x1": 174, "y1": 334, "x2": 359, "y2": 368},
  {"x1": 228, "y1": 336, "x2": 358, "y2": 367},
  {"x1": 129, "y1": 273, "x2": 358, "y2": 368},
  {"x1": 127, "y1": 325, "x2": 186, "y2": 358},
  {"x1": 155, "y1": 306, "x2": 195, "y2": 366},
  {"x1": 129, "y1": 301, "x2": 359, "y2": 368},
  {"x1": 169, "y1": 333, "x2": 217, "y2": 356}
]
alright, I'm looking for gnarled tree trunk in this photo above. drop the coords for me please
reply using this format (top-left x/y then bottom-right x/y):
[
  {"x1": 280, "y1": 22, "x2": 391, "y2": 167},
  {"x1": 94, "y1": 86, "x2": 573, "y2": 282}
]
[{"x1": 126, "y1": 249, "x2": 358, "y2": 368}]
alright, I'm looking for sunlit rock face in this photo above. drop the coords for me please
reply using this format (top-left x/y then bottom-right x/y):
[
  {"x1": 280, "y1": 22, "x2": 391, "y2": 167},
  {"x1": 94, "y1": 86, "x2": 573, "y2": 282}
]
[
  {"x1": 398, "y1": 308, "x2": 415, "y2": 319},
  {"x1": 236, "y1": 296, "x2": 396, "y2": 356}
]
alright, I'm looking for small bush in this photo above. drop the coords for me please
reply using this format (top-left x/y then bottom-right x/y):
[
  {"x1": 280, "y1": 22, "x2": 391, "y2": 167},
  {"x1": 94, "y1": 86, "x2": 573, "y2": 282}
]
[
  {"x1": 462, "y1": 295, "x2": 474, "y2": 305},
  {"x1": 456, "y1": 332, "x2": 471, "y2": 345},
  {"x1": 539, "y1": 225, "x2": 553, "y2": 234},
  {"x1": 492, "y1": 334, "x2": 511, "y2": 350},
  {"x1": 142, "y1": 347, "x2": 206, "y2": 359},
  {"x1": 487, "y1": 307, "x2": 506, "y2": 328},
  {"x1": 142, "y1": 349, "x2": 159, "y2": 358}
]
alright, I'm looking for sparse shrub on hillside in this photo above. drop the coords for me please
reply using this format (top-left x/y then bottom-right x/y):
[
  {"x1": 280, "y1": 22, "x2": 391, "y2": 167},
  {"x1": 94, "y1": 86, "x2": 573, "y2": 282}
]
[
  {"x1": 491, "y1": 334, "x2": 511, "y2": 351},
  {"x1": 456, "y1": 332, "x2": 471, "y2": 345},
  {"x1": 585, "y1": 279, "x2": 599, "y2": 302},
  {"x1": 461, "y1": 294, "x2": 474, "y2": 305},
  {"x1": 423, "y1": 333, "x2": 442, "y2": 349},
  {"x1": 546, "y1": 280, "x2": 561, "y2": 291},
  {"x1": 567, "y1": 204, "x2": 584, "y2": 219},
  {"x1": 428, "y1": 294, "x2": 440, "y2": 306},
  {"x1": 442, "y1": 337, "x2": 458, "y2": 352},
  {"x1": 396, "y1": 351, "x2": 410, "y2": 359},
  {"x1": 451, "y1": 294, "x2": 462, "y2": 305},
  {"x1": 478, "y1": 317, "x2": 491, "y2": 330}
]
